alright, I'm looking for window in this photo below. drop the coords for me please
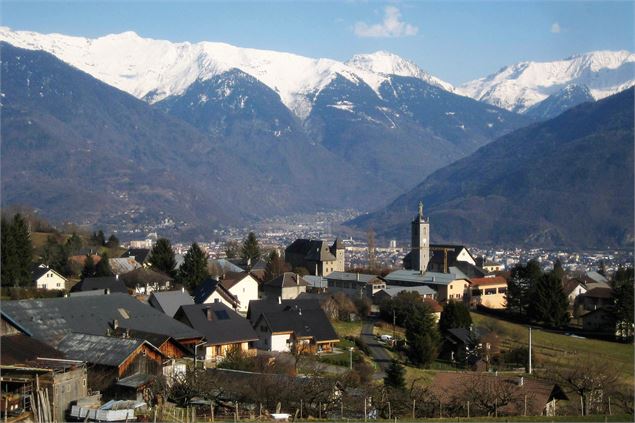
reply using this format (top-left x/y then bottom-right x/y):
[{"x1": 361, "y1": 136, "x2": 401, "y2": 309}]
[
  {"x1": 485, "y1": 288, "x2": 497, "y2": 295},
  {"x1": 449, "y1": 285, "x2": 453, "y2": 289},
  {"x1": 498, "y1": 287, "x2": 507, "y2": 294},
  {"x1": 56, "y1": 283, "x2": 61, "y2": 287},
  {"x1": 472, "y1": 289, "x2": 483, "y2": 296}
]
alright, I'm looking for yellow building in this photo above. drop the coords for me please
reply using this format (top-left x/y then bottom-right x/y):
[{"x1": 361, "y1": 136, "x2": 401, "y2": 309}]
[{"x1": 469, "y1": 276, "x2": 508, "y2": 309}]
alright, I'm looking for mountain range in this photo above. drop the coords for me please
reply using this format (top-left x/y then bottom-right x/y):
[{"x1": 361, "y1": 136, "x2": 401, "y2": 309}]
[
  {"x1": 349, "y1": 88, "x2": 634, "y2": 249},
  {"x1": 1, "y1": 27, "x2": 633, "y2": 247}
]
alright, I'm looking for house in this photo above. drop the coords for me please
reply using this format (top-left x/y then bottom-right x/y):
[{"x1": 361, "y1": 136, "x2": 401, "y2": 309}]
[
  {"x1": 193, "y1": 277, "x2": 240, "y2": 310},
  {"x1": 120, "y1": 248, "x2": 151, "y2": 267},
  {"x1": 469, "y1": 276, "x2": 508, "y2": 309},
  {"x1": 325, "y1": 271, "x2": 386, "y2": 299},
  {"x1": 423, "y1": 298, "x2": 443, "y2": 322},
  {"x1": 56, "y1": 333, "x2": 164, "y2": 398},
  {"x1": 302, "y1": 275, "x2": 328, "y2": 293},
  {"x1": 248, "y1": 299, "x2": 339, "y2": 353},
  {"x1": 148, "y1": 289, "x2": 194, "y2": 318},
  {"x1": 441, "y1": 327, "x2": 482, "y2": 364},
  {"x1": 112, "y1": 328, "x2": 192, "y2": 359},
  {"x1": 31, "y1": 264, "x2": 67, "y2": 290},
  {"x1": 1, "y1": 334, "x2": 88, "y2": 422},
  {"x1": 285, "y1": 239, "x2": 345, "y2": 276},
  {"x1": 481, "y1": 261, "x2": 504, "y2": 273},
  {"x1": 174, "y1": 303, "x2": 258, "y2": 367},
  {"x1": 1, "y1": 293, "x2": 204, "y2": 348},
  {"x1": 383, "y1": 270, "x2": 471, "y2": 303},
  {"x1": 195, "y1": 273, "x2": 259, "y2": 313},
  {"x1": 429, "y1": 372, "x2": 568, "y2": 416},
  {"x1": 562, "y1": 278, "x2": 588, "y2": 308},
  {"x1": 262, "y1": 272, "x2": 309, "y2": 300},
  {"x1": 70, "y1": 276, "x2": 128, "y2": 295},
  {"x1": 120, "y1": 267, "x2": 173, "y2": 294},
  {"x1": 373, "y1": 284, "x2": 437, "y2": 303},
  {"x1": 579, "y1": 287, "x2": 614, "y2": 311}
]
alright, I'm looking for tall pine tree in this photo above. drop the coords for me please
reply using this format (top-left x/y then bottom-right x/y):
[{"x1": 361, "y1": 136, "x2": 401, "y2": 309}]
[
  {"x1": 506, "y1": 259, "x2": 542, "y2": 316},
  {"x1": 384, "y1": 360, "x2": 406, "y2": 390},
  {"x1": 240, "y1": 232, "x2": 261, "y2": 264},
  {"x1": 529, "y1": 272, "x2": 569, "y2": 328},
  {"x1": 81, "y1": 255, "x2": 96, "y2": 279},
  {"x1": 149, "y1": 238, "x2": 177, "y2": 278},
  {"x1": 1, "y1": 216, "x2": 19, "y2": 287},
  {"x1": 439, "y1": 300, "x2": 472, "y2": 333},
  {"x1": 95, "y1": 252, "x2": 113, "y2": 277},
  {"x1": 179, "y1": 243, "x2": 209, "y2": 291},
  {"x1": 405, "y1": 303, "x2": 440, "y2": 367},
  {"x1": 11, "y1": 214, "x2": 33, "y2": 287}
]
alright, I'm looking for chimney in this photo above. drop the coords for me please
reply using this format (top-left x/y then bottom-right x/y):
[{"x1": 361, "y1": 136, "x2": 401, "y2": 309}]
[
  {"x1": 112, "y1": 319, "x2": 119, "y2": 330},
  {"x1": 206, "y1": 308, "x2": 213, "y2": 321},
  {"x1": 296, "y1": 274, "x2": 300, "y2": 285},
  {"x1": 182, "y1": 287, "x2": 185, "y2": 293},
  {"x1": 115, "y1": 274, "x2": 119, "y2": 280},
  {"x1": 105, "y1": 288, "x2": 111, "y2": 295},
  {"x1": 278, "y1": 296, "x2": 282, "y2": 304}
]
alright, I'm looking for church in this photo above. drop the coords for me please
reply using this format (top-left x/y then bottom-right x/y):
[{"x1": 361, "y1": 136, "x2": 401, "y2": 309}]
[{"x1": 383, "y1": 202, "x2": 475, "y2": 303}]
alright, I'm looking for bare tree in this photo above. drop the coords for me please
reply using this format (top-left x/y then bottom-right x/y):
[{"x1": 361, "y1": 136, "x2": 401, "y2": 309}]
[{"x1": 367, "y1": 228, "x2": 376, "y2": 272}]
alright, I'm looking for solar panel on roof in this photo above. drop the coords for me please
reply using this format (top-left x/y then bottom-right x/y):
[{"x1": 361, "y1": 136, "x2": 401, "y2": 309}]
[{"x1": 213, "y1": 310, "x2": 230, "y2": 320}]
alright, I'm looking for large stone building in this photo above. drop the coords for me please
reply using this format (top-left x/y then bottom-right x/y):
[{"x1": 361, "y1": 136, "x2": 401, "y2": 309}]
[{"x1": 285, "y1": 239, "x2": 345, "y2": 276}]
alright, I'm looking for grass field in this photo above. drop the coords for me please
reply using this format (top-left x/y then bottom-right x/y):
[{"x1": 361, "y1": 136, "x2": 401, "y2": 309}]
[
  {"x1": 331, "y1": 320, "x2": 363, "y2": 338},
  {"x1": 471, "y1": 312, "x2": 634, "y2": 383}
]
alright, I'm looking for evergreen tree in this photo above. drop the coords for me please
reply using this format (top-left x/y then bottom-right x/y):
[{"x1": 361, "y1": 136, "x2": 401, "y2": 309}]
[
  {"x1": 405, "y1": 303, "x2": 440, "y2": 367},
  {"x1": 65, "y1": 232, "x2": 83, "y2": 255},
  {"x1": 383, "y1": 360, "x2": 406, "y2": 390},
  {"x1": 149, "y1": 238, "x2": 177, "y2": 278},
  {"x1": 506, "y1": 259, "x2": 542, "y2": 316},
  {"x1": 240, "y1": 232, "x2": 261, "y2": 264},
  {"x1": 529, "y1": 272, "x2": 569, "y2": 327},
  {"x1": 439, "y1": 300, "x2": 472, "y2": 333},
  {"x1": 94, "y1": 252, "x2": 113, "y2": 277},
  {"x1": 553, "y1": 258, "x2": 565, "y2": 282},
  {"x1": 81, "y1": 255, "x2": 96, "y2": 279},
  {"x1": 106, "y1": 234, "x2": 120, "y2": 249},
  {"x1": 11, "y1": 214, "x2": 33, "y2": 287},
  {"x1": 179, "y1": 243, "x2": 209, "y2": 291},
  {"x1": 1, "y1": 216, "x2": 19, "y2": 287},
  {"x1": 264, "y1": 250, "x2": 286, "y2": 281},
  {"x1": 92, "y1": 230, "x2": 106, "y2": 246},
  {"x1": 611, "y1": 267, "x2": 634, "y2": 340}
]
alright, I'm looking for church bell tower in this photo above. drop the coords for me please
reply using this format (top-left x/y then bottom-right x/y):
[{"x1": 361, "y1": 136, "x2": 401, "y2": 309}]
[{"x1": 410, "y1": 201, "x2": 430, "y2": 272}]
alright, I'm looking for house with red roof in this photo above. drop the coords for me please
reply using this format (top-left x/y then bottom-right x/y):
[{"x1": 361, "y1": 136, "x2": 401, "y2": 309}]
[{"x1": 469, "y1": 276, "x2": 508, "y2": 309}]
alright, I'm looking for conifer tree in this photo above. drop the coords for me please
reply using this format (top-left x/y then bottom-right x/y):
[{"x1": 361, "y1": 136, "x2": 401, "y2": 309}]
[
  {"x1": 81, "y1": 255, "x2": 96, "y2": 279},
  {"x1": 224, "y1": 240, "x2": 240, "y2": 259},
  {"x1": 439, "y1": 300, "x2": 472, "y2": 333},
  {"x1": 264, "y1": 250, "x2": 286, "y2": 281},
  {"x1": 1, "y1": 216, "x2": 19, "y2": 287},
  {"x1": 179, "y1": 243, "x2": 209, "y2": 291},
  {"x1": 405, "y1": 303, "x2": 440, "y2": 367},
  {"x1": 529, "y1": 272, "x2": 569, "y2": 327},
  {"x1": 11, "y1": 214, "x2": 33, "y2": 287},
  {"x1": 506, "y1": 259, "x2": 542, "y2": 316},
  {"x1": 611, "y1": 267, "x2": 634, "y2": 340},
  {"x1": 384, "y1": 360, "x2": 406, "y2": 390},
  {"x1": 106, "y1": 234, "x2": 120, "y2": 249},
  {"x1": 92, "y1": 230, "x2": 106, "y2": 246},
  {"x1": 149, "y1": 238, "x2": 177, "y2": 278},
  {"x1": 94, "y1": 252, "x2": 113, "y2": 277},
  {"x1": 240, "y1": 232, "x2": 261, "y2": 264},
  {"x1": 65, "y1": 232, "x2": 83, "y2": 255}
]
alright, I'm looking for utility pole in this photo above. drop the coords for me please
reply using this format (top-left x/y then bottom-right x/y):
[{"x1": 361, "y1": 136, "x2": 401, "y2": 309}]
[
  {"x1": 528, "y1": 326, "x2": 532, "y2": 374},
  {"x1": 393, "y1": 308, "x2": 396, "y2": 340}
]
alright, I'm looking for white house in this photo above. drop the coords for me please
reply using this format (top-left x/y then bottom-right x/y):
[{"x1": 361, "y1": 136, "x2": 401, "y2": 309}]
[
  {"x1": 32, "y1": 264, "x2": 67, "y2": 290},
  {"x1": 214, "y1": 272, "x2": 259, "y2": 313}
]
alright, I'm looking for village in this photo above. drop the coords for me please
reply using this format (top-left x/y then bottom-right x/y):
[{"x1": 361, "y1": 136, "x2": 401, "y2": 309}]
[{"x1": 1, "y1": 204, "x2": 633, "y2": 422}]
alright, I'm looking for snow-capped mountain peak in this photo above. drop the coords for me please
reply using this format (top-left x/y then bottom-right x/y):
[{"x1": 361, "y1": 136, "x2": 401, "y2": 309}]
[
  {"x1": 0, "y1": 27, "x2": 454, "y2": 120},
  {"x1": 460, "y1": 50, "x2": 635, "y2": 113},
  {"x1": 346, "y1": 50, "x2": 455, "y2": 92}
]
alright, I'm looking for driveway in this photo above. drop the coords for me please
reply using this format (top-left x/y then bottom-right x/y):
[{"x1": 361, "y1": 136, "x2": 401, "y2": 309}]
[{"x1": 361, "y1": 320, "x2": 393, "y2": 378}]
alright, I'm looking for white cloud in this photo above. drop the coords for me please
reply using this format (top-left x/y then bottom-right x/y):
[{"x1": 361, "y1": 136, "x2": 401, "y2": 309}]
[
  {"x1": 551, "y1": 22, "x2": 561, "y2": 33},
  {"x1": 354, "y1": 6, "x2": 419, "y2": 38}
]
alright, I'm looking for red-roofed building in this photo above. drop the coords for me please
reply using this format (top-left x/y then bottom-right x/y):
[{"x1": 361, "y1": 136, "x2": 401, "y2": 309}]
[{"x1": 469, "y1": 276, "x2": 508, "y2": 309}]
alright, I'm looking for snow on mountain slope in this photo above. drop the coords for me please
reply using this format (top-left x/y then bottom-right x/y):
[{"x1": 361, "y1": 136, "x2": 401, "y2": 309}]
[
  {"x1": 0, "y1": 27, "x2": 451, "y2": 120},
  {"x1": 346, "y1": 51, "x2": 455, "y2": 93},
  {"x1": 460, "y1": 50, "x2": 635, "y2": 113}
]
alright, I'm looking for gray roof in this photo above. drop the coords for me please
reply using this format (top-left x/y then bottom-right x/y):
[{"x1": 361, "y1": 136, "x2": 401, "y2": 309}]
[
  {"x1": 57, "y1": 333, "x2": 149, "y2": 367},
  {"x1": 264, "y1": 272, "x2": 309, "y2": 289},
  {"x1": 109, "y1": 258, "x2": 141, "y2": 275},
  {"x1": 380, "y1": 285, "x2": 437, "y2": 297},
  {"x1": 121, "y1": 248, "x2": 151, "y2": 264},
  {"x1": 247, "y1": 298, "x2": 323, "y2": 323},
  {"x1": 70, "y1": 276, "x2": 128, "y2": 294},
  {"x1": 1, "y1": 293, "x2": 202, "y2": 346},
  {"x1": 176, "y1": 303, "x2": 258, "y2": 346},
  {"x1": 193, "y1": 277, "x2": 239, "y2": 306},
  {"x1": 208, "y1": 259, "x2": 245, "y2": 273},
  {"x1": 255, "y1": 307, "x2": 338, "y2": 342},
  {"x1": 326, "y1": 271, "x2": 380, "y2": 284},
  {"x1": 302, "y1": 275, "x2": 328, "y2": 289},
  {"x1": 384, "y1": 270, "x2": 462, "y2": 286},
  {"x1": 286, "y1": 239, "x2": 337, "y2": 262},
  {"x1": 585, "y1": 271, "x2": 609, "y2": 284},
  {"x1": 148, "y1": 290, "x2": 194, "y2": 317}
]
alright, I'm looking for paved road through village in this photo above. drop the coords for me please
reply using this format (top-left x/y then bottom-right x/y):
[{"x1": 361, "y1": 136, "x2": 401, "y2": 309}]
[{"x1": 360, "y1": 320, "x2": 393, "y2": 378}]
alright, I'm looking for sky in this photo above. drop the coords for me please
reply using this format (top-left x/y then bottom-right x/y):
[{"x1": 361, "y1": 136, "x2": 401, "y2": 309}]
[{"x1": 1, "y1": 0, "x2": 634, "y2": 85}]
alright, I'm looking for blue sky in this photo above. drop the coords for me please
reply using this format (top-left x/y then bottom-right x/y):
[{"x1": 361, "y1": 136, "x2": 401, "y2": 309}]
[{"x1": 2, "y1": 0, "x2": 633, "y2": 85}]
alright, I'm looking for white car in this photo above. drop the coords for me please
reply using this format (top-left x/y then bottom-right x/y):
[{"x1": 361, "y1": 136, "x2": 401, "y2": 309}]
[{"x1": 379, "y1": 334, "x2": 393, "y2": 342}]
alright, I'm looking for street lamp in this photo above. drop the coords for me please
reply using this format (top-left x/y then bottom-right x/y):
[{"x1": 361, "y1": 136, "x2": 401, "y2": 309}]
[
  {"x1": 349, "y1": 347, "x2": 354, "y2": 370},
  {"x1": 194, "y1": 341, "x2": 207, "y2": 370}
]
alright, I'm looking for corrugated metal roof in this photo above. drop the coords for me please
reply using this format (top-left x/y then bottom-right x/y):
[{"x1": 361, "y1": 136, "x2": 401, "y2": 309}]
[
  {"x1": 57, "y1": 333, "x2": 144, "y2": 367},
  {"x1": 381, "y1": 285, "x2": 437, "y2": 297},
  {"x1": 149, "y1": 290, "x2": 194, "y2": 317},
  {"x1": 326, "y1": 271, "x2": 379, "y2": 283},
  {"x1": 384, "y1": 270, "x2": 460, "y2": 286}
]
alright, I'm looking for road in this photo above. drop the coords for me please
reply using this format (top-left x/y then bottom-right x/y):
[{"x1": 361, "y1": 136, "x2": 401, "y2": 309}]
[{"x1": 361, "y1": 320, "x2": 393, "y2": 378}]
